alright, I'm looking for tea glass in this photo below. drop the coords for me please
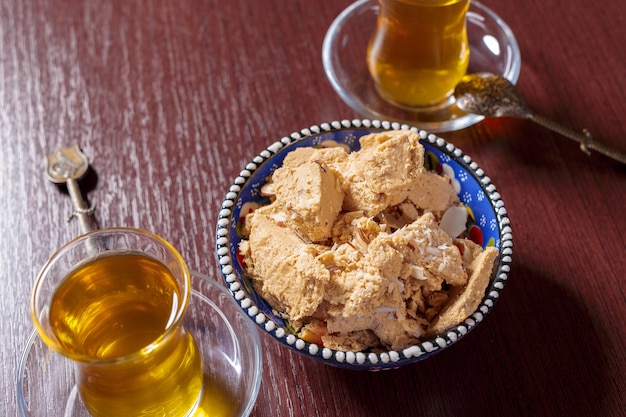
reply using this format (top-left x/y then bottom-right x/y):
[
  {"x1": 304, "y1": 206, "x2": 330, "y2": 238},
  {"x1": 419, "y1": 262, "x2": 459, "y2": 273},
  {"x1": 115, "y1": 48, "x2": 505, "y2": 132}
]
[
  {"x1": 322, "y1": 0, "x2": 521, "y2": 132},
  {"x1": 31, "y1": 228, "x2": 203, "y2": 417},
  {"x1": 367, "y1": 0, "x2": 471, "y2": 110}
]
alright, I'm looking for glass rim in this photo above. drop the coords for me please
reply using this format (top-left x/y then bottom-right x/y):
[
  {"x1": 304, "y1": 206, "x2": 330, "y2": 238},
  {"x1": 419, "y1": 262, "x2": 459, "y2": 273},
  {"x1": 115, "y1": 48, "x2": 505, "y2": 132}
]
[{"x1": 30, "y1": 227, "x2": 192, "y2": 364}]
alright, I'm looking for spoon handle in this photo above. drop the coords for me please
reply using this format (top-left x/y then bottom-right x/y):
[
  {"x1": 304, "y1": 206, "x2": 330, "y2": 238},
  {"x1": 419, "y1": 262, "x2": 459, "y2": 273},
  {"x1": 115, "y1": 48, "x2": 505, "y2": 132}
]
[
  {"x1": 528, "y1": 112, "x2": 626, "y2": 164},
  {"x1": 66, "y1": 178, "x2": 96, "y2": 234},
  {"x1": 45, "y1": 145, "x2": 97, "y2": 234}
]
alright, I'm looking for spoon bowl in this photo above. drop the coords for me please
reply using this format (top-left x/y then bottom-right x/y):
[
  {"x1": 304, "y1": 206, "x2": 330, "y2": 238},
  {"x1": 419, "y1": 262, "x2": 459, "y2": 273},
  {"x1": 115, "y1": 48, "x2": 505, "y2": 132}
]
[{"x1": 455, "y1": 73, "x2": 529, "y2": 118}]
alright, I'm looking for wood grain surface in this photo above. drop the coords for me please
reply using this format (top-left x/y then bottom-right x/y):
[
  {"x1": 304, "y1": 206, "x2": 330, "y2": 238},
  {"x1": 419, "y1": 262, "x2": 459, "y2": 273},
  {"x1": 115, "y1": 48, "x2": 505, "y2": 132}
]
[{"x1": 1, "y1": 0, "x2": 624, "y2": 416}]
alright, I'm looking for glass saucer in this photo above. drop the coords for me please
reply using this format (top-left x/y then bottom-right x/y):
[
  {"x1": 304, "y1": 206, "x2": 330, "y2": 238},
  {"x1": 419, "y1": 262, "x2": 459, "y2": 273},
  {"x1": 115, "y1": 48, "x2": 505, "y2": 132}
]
[
  {"x1": 16, "y1": 271, "x2": 263, "y2": 417},
  {"x1": 322, "y1": 0, "x2": 521, "y2": 132}
]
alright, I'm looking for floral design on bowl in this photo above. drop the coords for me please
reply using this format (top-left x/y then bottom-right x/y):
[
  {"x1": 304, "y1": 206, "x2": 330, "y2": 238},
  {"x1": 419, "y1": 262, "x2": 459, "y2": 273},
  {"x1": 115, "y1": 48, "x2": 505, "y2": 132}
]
[{"x1": 216, "y1": 119, "x2": 512, "y2": 370}]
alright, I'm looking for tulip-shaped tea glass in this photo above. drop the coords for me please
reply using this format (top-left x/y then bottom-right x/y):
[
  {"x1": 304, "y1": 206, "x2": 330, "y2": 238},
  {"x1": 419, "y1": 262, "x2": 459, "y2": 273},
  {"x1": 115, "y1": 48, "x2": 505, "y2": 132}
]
[
  {"x1": 31, "y1": 228, "x2": 203, "y2": 417},
  {"x1": 367, "y1": 0, "x2": 471, "y2": 110},
  {"x1": 322, "y1": 0, "x2": 521, "y2": 132}
]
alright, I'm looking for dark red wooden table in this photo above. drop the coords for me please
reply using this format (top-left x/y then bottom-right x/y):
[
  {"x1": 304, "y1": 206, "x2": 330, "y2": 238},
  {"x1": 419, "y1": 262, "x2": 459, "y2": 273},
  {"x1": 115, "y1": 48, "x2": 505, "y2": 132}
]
[{"x1": 1, "y1": 0, "x2": 624, "y2": 416}]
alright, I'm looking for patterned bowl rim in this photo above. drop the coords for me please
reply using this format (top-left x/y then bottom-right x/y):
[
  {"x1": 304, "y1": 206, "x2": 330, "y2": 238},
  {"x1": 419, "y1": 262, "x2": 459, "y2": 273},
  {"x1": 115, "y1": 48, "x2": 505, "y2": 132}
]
[{"x1": 216, "y1": 119, "x2": 513, "y2": 370}]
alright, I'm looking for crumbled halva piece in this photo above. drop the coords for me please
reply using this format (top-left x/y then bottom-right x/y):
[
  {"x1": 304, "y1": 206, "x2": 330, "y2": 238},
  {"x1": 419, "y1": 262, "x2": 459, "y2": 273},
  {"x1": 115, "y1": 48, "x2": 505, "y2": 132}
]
[
  {"x1": 240, "y1": 211, "x2": 331, "y2": 321},
  {"x1": 281, "y1": 146, "x2": 350, "y2": 168},
  {"x1": 378, "y1": 171, "x2": 461, "y2": 230},
  {"x1": 333, "y1": 130, "x2": 425, "y2": 215},
  {"x1": 385, "y1": 212, "x2": 467, "y2": 287},
  {"x1": 268, "y1": 156, "x2": 343, "y2": 242},
  {"x1": 427, "y1": 244, "x2": 498, "y2": 336},
  {"x1": 408, "y1": 170, "x2": 459, "y2": 213}
]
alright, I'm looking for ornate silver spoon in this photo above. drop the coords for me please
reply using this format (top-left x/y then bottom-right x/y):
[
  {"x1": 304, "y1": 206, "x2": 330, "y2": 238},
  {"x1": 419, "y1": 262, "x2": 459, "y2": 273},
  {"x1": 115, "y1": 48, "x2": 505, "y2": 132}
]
[
  {"x1": 45, "y1": 145, "x2": 96, "y2": 234},
  {"x1": 454, "y1": 73, "x2": 626, "y2": 165}
]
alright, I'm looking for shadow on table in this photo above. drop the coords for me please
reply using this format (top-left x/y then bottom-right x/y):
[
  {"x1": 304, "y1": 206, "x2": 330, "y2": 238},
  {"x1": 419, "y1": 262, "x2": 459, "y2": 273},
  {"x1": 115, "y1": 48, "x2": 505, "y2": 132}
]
[{"x1": 301, "y1": 261, "x2": 613, "y2": 417}]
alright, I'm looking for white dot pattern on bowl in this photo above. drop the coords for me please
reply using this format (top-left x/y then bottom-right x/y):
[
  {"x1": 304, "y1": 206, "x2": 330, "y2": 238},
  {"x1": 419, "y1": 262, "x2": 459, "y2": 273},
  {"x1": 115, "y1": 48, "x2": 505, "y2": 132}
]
[{"x1": 215, "y1": 119, "x2": 513, "y2": 371}]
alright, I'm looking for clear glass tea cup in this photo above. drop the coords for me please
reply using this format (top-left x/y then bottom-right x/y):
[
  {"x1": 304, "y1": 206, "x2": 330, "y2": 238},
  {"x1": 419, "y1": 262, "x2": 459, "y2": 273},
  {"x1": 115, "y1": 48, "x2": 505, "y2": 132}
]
[
  {"x1": 31, "y1": 228, "x2": 203, "y2": 417},
  {"x1": 367, "y1": 0, "x2": 471, "y2": 109}
]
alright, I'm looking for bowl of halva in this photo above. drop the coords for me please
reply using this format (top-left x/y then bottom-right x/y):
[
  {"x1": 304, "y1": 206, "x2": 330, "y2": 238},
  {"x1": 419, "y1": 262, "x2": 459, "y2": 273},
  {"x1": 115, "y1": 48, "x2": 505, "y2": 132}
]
[{"x1": 216, "y1": 119, "x2": 512, "y2": 370}]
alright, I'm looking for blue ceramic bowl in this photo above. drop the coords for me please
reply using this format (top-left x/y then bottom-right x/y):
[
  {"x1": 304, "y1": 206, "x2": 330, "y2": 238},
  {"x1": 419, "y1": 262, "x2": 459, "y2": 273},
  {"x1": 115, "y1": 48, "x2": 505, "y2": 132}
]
[{"x1": 216, "y1": 119, "x2": 512, "y2": 370}]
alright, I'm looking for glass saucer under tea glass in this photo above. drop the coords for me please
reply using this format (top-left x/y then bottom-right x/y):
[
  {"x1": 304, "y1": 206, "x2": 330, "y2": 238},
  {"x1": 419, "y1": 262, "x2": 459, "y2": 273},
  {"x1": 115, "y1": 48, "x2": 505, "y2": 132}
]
[
  {"x1": 322, "y1": 0, "x2": 521, "y2": 132},
  {"x1": 17, "y1": 271, "x2": 262, "y2": 417}
]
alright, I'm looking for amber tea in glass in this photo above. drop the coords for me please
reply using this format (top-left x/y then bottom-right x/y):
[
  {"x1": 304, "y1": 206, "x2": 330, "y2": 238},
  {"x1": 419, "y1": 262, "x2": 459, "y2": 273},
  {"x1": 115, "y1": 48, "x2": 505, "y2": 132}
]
[
  {"x1": 31, "y1": 228, "x2": 203, "y2": 417},
  {"x1": 367, "y1": 0, "x2": 471, "y2": 109}
]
